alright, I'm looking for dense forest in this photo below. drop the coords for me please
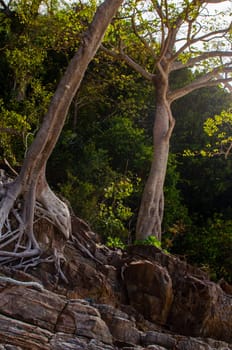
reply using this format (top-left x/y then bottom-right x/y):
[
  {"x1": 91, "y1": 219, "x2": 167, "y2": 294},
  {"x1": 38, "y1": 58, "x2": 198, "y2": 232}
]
[{"x1": 0, "y1": 0, "x2": 231, "y2": 282}]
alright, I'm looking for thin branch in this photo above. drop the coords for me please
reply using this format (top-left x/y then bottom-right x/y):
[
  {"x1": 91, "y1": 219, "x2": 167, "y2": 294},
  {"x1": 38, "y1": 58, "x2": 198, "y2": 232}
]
[
  {"x1": 131, "y1": 14, "x2": 157, "y2": 59},
  {"x1": 151, "y1": 0, "x2": 166, "y2": 53},
  {"x1": 171, "y1": 51, "x2": 232, "y2": 71},
  {"x1": 173, "y1": 26, "x2": 231, "y2": 60},
  {"x1": 0, "y1": 0, "x2": 12, "y2": 16},
  {"x1": 225, "y1": 143, "x2": 232, "y2": 159},
  {"x1": 169, "y1": 73, "x2": 232, "y2": 102},
  {"x1": 101, "y1": 45, "x2": 153, "y2": 81}
]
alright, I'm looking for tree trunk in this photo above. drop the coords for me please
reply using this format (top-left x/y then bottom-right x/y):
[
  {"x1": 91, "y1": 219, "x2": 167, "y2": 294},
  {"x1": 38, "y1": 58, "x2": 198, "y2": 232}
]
[
  {"x1": 0, "y1": 0, "x2": 123, "y2": 266},
  {"x1": 136, "y1": 82, "x2": 174, "y2": 241}
]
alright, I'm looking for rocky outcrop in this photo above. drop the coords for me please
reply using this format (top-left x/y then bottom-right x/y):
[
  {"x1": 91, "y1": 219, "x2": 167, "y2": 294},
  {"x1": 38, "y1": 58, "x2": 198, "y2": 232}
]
[
  {"x1": 125, "y1": 245, "x2": 232, "y2": 343},
  {"x1": 0, "y1": 216, "x2": 231, "y2": 349},
  {"x1": 123, "y1": 260, "x2": 173, "y2": 325}
]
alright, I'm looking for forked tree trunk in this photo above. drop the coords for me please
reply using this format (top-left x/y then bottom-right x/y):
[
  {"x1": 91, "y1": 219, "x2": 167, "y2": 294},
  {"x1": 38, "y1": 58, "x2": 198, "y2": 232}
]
[
  {"x1": 136, "y1": 80, "x2": 174, "y2": 241},
  {"x1": 0, "y1": 0, "x2": 123, "y2": 265}
]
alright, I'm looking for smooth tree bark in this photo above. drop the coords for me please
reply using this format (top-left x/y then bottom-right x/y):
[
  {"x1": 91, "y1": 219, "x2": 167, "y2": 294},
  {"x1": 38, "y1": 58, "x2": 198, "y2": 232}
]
[
  {"x1": 0, "y1": 0, "x2": 123, "y2": 266},
  {"x1": 102, "y1": 0, "x2": 232, "y2": 240}
]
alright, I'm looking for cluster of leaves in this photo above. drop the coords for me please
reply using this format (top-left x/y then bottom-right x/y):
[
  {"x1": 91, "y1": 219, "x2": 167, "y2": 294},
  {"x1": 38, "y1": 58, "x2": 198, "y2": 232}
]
[
  {"x1": 135, "y1": 235, "x2": 162, "y2": 249},
  {"x1": 0, "y1": 0, "x2": 96, "y2": 164},
  {"x1": 203, "y1": 108, "x2": 232, "y2": 159}
]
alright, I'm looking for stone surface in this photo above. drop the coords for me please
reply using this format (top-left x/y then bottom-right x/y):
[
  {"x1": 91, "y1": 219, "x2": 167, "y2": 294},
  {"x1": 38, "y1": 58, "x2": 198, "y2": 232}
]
[
  {"x1": 0, "y1": 220, "x2": 232, "y2": 349},
  {"x1": 56, "y1": 299, "x2": 112, "y2": 344},
  {"x1": 168, "y1": 274, "x2": 232, "y2": 342},
  {"x1": 95, "y1": 303, "x2": 141, "y2": 344},
  {"x1": 125, "y1": 245, "x2": 232, "y2": 343},
  {"x1": 124, "y1": 259, "x2": 173, "y2": 325}
]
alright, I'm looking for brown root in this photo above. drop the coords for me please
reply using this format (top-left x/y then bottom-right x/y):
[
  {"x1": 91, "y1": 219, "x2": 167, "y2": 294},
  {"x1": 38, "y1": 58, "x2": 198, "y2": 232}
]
[{"x1": 0, "y1": 171, "x2": 70, "y2": 280}]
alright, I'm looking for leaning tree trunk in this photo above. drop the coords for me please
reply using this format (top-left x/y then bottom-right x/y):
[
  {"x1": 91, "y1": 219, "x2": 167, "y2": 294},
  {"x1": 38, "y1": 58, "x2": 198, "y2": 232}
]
[
  {"x1": 136, "y1": 77, "x2": 175, "y2": 241},
  {"x1": 0, "y1": 0, "x2": 123, "y2": 267}
]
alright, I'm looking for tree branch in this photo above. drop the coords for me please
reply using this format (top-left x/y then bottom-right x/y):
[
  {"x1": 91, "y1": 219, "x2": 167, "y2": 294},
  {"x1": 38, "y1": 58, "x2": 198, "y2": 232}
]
[
  {"x1": 0, "y1": 0, "x2": 12, "y2": 16},
  {"x1": 173, "y1": 24, "x2": 231, "y2": 61},
  {"x1": 171, "y1": 51, "x2": 232, "y2": 71},
  {"x1": 169, "y1": 69, "x2": 232, "y2": 102},
  {"x1": 131, "y1": 13, "x2": 157, "y2": 59},
  {"x1": 101, "y1": 45, "x2": 153, "y2": 81}
]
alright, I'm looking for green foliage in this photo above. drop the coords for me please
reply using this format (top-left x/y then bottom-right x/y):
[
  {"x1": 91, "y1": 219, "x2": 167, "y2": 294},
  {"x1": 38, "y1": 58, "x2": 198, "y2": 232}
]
[
  {"x1": 163, "y1": 153, "x2": 190, "y2": 236},
  {"x1": 134, "y1": 235, "x2": 162, "y2": 249},
  {"x1": 203, "y1": 108, "x2": 232, "y2": 158},
  {"x1": 106, "y1": 236, "x2": 125, "y2": 250},
  {"x1": 94, "y1": 176, "x2": 140, "y2": 240},
  {"x1": 0, "y1": 99, "x2": 31, "y2": 163},
  {"x1": 171, "y1": 214, "x2": 232, "y2": 282},
  {"x1": 0, "y1": 0, "x2": 96, "y2": 165},
  {"x1": 97, "y1": 116, "x2": 152, "y2": 174}
]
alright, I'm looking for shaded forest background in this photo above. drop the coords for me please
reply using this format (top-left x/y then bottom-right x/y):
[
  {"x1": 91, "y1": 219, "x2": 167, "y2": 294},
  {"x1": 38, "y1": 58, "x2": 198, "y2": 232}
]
[{"x1": 0, "y1": 0, "x2": 231, "y2": 282}]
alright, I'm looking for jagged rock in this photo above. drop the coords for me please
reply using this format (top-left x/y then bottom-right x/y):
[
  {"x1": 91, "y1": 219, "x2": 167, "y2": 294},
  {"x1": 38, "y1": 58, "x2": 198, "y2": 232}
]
[
  {"x1": 125, "y1": 245, "x2": 232, "y2": 343},
  {"x1": 145, "y1": 346, "x2": 168, "y2": 350},
  {"x1": 0, "y1": 346, "x2": 23, "y2": 350},
  {"x1": 168, "y1": 274, "x2": 232, "y2": 342},
  {"x1": 50, "y1": 334, "x2": 114, "y2": 350},
  {"x1": 95, "y1": 304, "x2": 141, "y2": 344},
  {"x1": 0, "y1": 281, "x2": 66, "y2": 331},
  {"x1": 0, "y1": 279, "x2": 112, "y2": 349},
  {"x1": 175, "y1": 337, "x2": 232, "y2": 350},
  {"x1": 0, "y1": 218, "x2": 232, "y2": 350},
  {"x1": 142, "y1": 331, "x2": 176, "y2": 348},
  {"x1": 56, "y1": 299, "x2": 112, "y2": 344},
  {"x1": 0, "y1": 313, "x2": 52, "y2": 349},
  {"x1": 123, "y1": 259, "x2": 173, "y2": 325}
]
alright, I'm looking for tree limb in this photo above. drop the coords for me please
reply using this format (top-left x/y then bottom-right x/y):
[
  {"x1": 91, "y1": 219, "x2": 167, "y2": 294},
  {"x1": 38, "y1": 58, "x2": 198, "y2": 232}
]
[
  {"x1": 171, "y1": 51, "x2": 232, "y2": 71},
  {"x1": 101, "y1": 45, "x2": 153, "y2": 81},
  {"x1": 169, "y1": 69, "x2": 232, "y2": 102},
  {"x1": 172, "y1": 24, "x2": 231, "y2": 62}
]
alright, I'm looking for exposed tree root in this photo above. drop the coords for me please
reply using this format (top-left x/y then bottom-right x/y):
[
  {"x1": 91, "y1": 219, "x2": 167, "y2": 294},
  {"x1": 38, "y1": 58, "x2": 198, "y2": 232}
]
[{"x1": 0, "y1": 171, "x2": 70, "y2": 280}]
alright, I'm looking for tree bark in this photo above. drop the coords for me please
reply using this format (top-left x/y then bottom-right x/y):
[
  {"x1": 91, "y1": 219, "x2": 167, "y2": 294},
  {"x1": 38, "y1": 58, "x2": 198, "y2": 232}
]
[
  {"x1": 0, "y1": 0, "x2": 123, "y2": 265},
  {"x1": 136, "y1": 76, "x2": 174, "y2": 241}
]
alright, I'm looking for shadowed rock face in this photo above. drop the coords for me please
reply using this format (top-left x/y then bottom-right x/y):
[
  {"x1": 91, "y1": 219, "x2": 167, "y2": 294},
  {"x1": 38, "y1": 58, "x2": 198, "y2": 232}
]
[
  {"x1": 123, "y1": 260, "x2": 173, "y2": 325},
  {"x1": 125, "y1": 245, "x2": 232, "y2": 343},
  {"x1": 0, "y1": 216, "x2": 231, "y2": 350}
]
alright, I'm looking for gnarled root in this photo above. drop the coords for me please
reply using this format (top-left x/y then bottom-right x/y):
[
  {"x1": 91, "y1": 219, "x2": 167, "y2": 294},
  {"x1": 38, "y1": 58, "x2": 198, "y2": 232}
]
[
  {"x1": 37, "y1": 182, "x2": 71, "y2": 240},
  {"x1": 0, "y1": 171, "x2": 70, "y2": 278}
]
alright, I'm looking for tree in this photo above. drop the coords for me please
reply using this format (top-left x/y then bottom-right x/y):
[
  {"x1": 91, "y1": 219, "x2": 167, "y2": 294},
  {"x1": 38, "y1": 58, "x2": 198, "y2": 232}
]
[
  {"x1": 203, "y1": 106, "x2": 232, "y2": 158},
  {"x1": 103, "y1": 0, "x2": 232, "y2": 240},
  {"x1": 0, "y1": 0, "x2": 123, "y2": 267}
]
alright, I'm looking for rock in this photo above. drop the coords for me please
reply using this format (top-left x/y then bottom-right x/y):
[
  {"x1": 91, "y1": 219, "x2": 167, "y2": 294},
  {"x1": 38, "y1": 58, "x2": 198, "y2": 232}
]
[
  {"x1": 0, "y1": 281, "x2": 66, "y2": 332},
  {"x1": 0, "y1": 313, "x2": 52, "y2": 349},
  {"x1": 175, "y1": 337, "x2": 232, "y2": 350},
  {"x1": 50, "y1": 334, "x2": 114, "y2": 350},
  {"x1": 123, "y1": 260, "x2": 173, "y2": 325},
  {"x1": 63, "y1": 242, "x2": 117, "y2": 305},
  {"x1": 95, "y1": 304, "x2": 141, "y2": 345},
  {"x1": 168, "y1": 274, "x2": 232, "y2": 342},
  {"x1": 56, "y1": 299, "x2": 112, "y2": 344},
  {"x1": 0, "y1": 219, "x2": 232, "y2": 350},
  {"x1": 142, "y1": 331, "x2": 176, "y2": 348},
  {"x1": 146, "y1": 346, "x2": 168, "y2": 350},
  {"x1": 0, "y1": 280, "x2": 112, "y2": 349},
  {"x1": 125, "y1": 245, "x2": 232, "y2": 343}
]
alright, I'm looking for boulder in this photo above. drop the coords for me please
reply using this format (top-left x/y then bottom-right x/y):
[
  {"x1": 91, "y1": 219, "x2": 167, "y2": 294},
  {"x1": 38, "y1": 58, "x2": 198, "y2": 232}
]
[
  {"x1": 95, "y1": 303, "x2": 141, "y2": 344},
  {"x1": 123, "y1": 260, "x2": 173, "y2": 325},
  {"x1": 125, "y1": 245, "x2": 232, "y2": 343},
  {"x1": 168, "y1": 274, "x2": 232, "y2": 342}
]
